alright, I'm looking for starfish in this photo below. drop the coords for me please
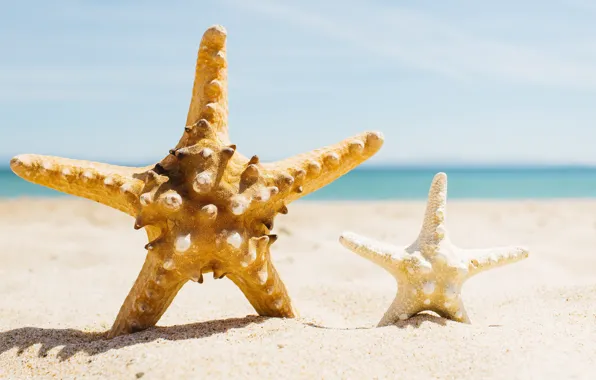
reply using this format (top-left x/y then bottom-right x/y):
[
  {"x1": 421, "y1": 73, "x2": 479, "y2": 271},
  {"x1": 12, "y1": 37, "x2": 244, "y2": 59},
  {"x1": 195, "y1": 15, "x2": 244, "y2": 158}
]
[
  {"x1": 9, "y1": 25, "x2": 384, "y2": 338},
  {"x1": 339, "y1": 172, "x2": 529, "y2": 326}
]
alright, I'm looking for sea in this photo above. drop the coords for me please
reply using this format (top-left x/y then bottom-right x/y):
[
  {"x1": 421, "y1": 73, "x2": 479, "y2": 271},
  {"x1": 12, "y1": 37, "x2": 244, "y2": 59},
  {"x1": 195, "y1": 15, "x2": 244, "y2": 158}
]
[{"x1": 2, "y1": 166, "x2": 596, "y2": 200}]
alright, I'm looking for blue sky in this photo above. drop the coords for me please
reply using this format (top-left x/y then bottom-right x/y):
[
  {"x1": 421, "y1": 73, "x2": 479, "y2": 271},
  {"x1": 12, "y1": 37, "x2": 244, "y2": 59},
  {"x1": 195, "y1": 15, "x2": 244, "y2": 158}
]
[{"x1": 1, "y1": 0, "x2": 595, "y2": 166}]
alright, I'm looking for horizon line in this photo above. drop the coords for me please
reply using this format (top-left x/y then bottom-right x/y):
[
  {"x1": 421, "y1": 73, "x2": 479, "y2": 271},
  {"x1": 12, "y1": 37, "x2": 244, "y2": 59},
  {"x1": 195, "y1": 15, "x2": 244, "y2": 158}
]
[{"x1": 2, "y1": 162, "x2": 596, "y2": 171}]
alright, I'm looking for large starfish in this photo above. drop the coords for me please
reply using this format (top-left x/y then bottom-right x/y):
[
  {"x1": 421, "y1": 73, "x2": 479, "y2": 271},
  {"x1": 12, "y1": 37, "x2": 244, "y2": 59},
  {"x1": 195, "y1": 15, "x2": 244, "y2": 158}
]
[
  {"x1": 339, "y1": 172, "x2": 529, "y2": 326},
  {"x1": 9, "y1": 25, "x2": 384, "y2": 338}
]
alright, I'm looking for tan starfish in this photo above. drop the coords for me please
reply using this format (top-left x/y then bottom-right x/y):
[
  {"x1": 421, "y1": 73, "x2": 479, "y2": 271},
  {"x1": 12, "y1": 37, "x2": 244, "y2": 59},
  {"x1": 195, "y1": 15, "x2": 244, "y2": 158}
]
[
  {"x1": 9, "y1": 25, "x2": 384, "y2": 338},
  {"x1": 339, "y1": 172, "x2": 528, "y2": 326}
]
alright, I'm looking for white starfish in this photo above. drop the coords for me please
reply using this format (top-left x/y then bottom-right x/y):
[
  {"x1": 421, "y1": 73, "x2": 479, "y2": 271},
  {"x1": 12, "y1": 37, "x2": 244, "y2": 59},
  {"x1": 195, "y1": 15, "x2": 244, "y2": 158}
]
[{"x1": 339, "y1": 172, "x2": 529, "y2": 326}]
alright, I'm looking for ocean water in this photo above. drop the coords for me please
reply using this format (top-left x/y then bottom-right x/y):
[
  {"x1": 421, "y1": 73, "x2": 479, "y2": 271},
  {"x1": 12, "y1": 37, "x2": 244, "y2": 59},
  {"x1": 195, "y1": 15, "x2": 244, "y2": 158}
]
[{"x1": 2, "y1": 166, "x2": 596, "y2": 200}]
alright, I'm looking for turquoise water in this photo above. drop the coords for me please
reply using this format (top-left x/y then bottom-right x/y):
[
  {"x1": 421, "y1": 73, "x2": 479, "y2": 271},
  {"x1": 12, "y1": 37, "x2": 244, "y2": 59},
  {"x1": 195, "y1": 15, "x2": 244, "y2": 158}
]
[{"x1": 1, "y1": 166, "x2": 596, "y2": 200}]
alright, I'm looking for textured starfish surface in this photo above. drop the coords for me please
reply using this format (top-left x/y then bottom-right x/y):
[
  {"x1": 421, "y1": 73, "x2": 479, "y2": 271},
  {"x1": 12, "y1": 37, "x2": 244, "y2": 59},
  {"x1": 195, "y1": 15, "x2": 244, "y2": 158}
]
[
  {"x1": 9, "y1": 25, "x2": 384, "y2": 338},
  {"x1": 339, "y1": 173, "x2": 529, "y2": 326}
]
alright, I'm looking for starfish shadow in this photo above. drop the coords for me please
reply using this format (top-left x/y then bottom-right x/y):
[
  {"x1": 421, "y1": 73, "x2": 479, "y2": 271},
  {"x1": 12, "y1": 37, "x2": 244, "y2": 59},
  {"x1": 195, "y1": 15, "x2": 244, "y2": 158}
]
[
  {"x1": 304, "y1": 313, "x2": 447, "y2": 330},
  {"x1": 304, "y1": 323, "x2": 371, "y2": 330},
  {"x1": 0, "y1": 315, "x2": 267, "y2": 361},
  {"x1": 391, "y1": 313, "x2": 448, "y2": 328}
]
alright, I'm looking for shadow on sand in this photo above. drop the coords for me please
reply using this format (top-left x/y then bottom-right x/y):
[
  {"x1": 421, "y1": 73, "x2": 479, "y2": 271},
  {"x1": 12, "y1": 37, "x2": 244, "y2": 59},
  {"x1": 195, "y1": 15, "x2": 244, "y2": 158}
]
[
  {"x1": 0, "y1": 315, "x2": 267, "y2": 361},
  {"x1": 0, "y1": 313, "x2": 450, "y2": 361}
]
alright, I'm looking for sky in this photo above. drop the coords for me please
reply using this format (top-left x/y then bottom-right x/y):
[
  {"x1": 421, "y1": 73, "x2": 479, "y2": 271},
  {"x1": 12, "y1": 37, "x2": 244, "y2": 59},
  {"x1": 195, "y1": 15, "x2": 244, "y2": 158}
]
[{"x1": 1, "y1": 0, "x2": 596, "y2": 166}]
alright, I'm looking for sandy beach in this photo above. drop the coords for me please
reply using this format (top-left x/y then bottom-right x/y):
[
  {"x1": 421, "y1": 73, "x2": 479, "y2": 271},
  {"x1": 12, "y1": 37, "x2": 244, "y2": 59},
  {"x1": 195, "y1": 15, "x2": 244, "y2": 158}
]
[{"x1": 1, "y1": 198, "x2": 595, "y2": 379}]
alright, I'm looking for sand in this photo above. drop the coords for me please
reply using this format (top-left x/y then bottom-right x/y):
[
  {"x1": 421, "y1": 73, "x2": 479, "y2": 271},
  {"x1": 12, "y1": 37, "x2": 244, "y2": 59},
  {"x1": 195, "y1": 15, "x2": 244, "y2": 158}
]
[{"x1": 0, "y1": 198, "x2": 595, "y2": 379}]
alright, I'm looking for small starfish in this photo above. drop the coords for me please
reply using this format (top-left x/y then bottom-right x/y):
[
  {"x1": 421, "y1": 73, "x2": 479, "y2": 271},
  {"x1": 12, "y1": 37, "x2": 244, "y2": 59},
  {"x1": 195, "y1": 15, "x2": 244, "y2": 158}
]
[
  {"x1": 10, "y1": 25, "x2": 384, "y2": 338},
  {"x1": 339, "y1": 172, "x2": 529, "y2": 326}
]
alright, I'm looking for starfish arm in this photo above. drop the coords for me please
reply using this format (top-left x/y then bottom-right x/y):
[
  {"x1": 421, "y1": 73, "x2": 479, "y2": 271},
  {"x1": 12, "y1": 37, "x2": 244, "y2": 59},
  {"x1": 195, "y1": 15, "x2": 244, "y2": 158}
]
[
  {"x1": 339, "y1": 231, "x2": 407, "y2": 275},
  {"x1": 260, "y1": 131, "x2": 384, "y2": 205},
  {"x1": 226, "y1": 236, "x2": 297, "y2": 317},
  {"x1": 377, "y1": 290, "x2": 420, "y2": 326},
  {"x1": 181, "y1": 25, "x2": 229, "y2": 146},
  {"x1": 417, "y1": 172, "x2": 448, "y2": 244},
  {"x1": 10, "y1": 154, "x2": 145, "y2": 216},
  {"x1": 108, "y1": 230, "x2": 188, "y2": 338},
  {"x1": 435, "y1": 298, "x2": 471, "y2": 324},
  {"x1": 464, "y1": 246, "x2": 529, "y2": 277}
]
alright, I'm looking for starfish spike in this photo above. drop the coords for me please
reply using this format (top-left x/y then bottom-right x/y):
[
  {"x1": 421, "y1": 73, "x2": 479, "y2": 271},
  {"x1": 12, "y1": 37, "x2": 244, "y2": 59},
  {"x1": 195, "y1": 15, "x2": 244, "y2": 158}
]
[
  {"x1": 339, "y1": 172, "x2": 529, "y2": 326},
  {"x1": 10, "y1": 25, "x2": 384, "y2": 338}
]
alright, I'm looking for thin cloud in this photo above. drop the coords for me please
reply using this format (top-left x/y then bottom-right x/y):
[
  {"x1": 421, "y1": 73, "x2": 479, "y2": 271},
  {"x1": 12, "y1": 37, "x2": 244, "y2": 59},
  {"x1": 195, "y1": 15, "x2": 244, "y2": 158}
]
[{"x1": 225, "y1": 0, "x2": 596, "y2": 89}]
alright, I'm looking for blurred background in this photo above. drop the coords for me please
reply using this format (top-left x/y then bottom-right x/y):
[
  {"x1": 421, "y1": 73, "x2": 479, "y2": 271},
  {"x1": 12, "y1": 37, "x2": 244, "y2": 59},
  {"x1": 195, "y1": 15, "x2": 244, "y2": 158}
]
[{"x1": 1, "y1": 0, "x2": 596, "y2": 199}]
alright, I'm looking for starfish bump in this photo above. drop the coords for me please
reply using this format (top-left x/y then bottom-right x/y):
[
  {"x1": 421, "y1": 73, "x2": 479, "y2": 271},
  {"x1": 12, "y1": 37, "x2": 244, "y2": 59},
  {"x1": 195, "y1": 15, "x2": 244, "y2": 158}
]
[
  {"x1": 10, "y1": 25, "x2": 384, "y2": 338},
  {"x1": 339, "y1": 172, "x2": 529, "y2": 326}
]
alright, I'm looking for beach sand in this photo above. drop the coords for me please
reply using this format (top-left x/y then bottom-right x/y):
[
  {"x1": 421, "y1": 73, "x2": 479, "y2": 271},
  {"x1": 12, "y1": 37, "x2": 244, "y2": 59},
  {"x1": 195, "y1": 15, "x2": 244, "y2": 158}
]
[{"x1": 0, "y1": 198, "x2": 595, "y2": 379}]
